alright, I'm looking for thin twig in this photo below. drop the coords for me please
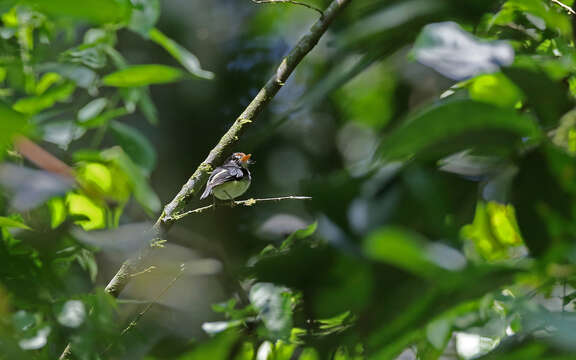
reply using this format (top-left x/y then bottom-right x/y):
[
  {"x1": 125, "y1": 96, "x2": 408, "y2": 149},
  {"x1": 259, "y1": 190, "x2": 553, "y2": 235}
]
[
  {"x1": 122, "y1": 264, "x2": 186, "y2": 336},
  {"x1": 102, "y1": 264, "x2": 186, "y2": 355},
  {"x1": 252, "y1": 0, "x2": 323, "y2": 17},
  {"x1": 551, "y1": 0, "x2": 576, "y2": 15},
  {"x1": 172, "y1": 196, "x2": 312, "y2": 220}
]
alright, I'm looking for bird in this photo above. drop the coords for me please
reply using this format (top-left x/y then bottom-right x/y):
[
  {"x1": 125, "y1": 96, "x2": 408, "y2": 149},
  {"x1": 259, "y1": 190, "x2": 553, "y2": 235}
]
[{"x1": 200, "y1": 152, "x2": 254, "y2": 201}]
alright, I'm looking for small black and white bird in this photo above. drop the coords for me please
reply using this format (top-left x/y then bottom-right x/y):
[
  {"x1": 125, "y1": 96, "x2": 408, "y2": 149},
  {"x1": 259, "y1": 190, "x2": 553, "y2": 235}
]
[{"x1": 200, "y1": 152, "x2": 254, "y2": 200}]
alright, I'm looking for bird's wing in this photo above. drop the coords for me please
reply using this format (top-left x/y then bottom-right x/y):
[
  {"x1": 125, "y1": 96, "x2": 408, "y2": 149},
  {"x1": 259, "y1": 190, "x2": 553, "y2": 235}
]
[{"x1": 200, "y1": 166, "x2": 247, "y2": 200}]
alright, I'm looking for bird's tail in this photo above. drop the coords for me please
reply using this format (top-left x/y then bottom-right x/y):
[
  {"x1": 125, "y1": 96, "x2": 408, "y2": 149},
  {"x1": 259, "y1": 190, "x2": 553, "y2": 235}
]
[{"x1": 200, "y1": 184, "x2": 212, "y2": 200}]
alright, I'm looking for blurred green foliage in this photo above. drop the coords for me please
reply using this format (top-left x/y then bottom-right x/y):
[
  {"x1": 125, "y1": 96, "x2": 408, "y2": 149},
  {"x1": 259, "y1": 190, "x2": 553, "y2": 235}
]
[{"x1": 2, "y1": 0, "x2": 576, "y2": 359}]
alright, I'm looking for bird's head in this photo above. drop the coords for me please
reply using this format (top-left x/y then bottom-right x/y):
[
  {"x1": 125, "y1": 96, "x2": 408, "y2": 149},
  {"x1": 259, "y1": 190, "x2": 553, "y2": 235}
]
[{"x1": 228, "y1": 152, "x2": 254, "y2": 168}]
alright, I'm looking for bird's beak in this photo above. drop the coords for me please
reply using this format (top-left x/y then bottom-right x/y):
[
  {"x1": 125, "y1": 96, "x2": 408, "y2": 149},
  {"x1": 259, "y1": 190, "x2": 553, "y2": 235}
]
[{"x1": 241, "y1": 153, "x2": 254, "y2": 164}]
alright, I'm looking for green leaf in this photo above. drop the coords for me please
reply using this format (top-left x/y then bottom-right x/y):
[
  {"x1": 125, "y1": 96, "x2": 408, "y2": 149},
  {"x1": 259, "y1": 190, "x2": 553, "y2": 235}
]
[
  {"x1": 61, "y1": 43, "x2": 108, "y2": 69},
  {"x1": 0, "y1": 216, "x2": 31, "y2": 230},
  {"x1": 76, "y1": 249, "x2": 98, "y2": 282},
  {"x1": 22, "y1": 0, "x2": 132, "y2": 24},
  {"x1": 149, "y1": 28, "x2": 214, "y2": 80},
  {"x1": 460, "y1": 201, "x2": 524, "y2": 261},
  {"x1": 249, "y1": 283, "x2": 293, "y2": 341},
  {"x1": 512, "y1": 146, "x2": 576, "y2": 257},
  {"x1": 35, "y1": 72, "x2": 62, "y2": 95},
  {"x1": 128, "y1": 0, "x2": 160, "y2": 36},
  {"x1": 380, "y1": 100, "x2": 542, "y2": 161},
  {"x1": 38, "y1": 63, "x2": 98, "y2": 89},
  {"x1": 503, "y1": 67, "x2": 573, "y2": 128},
  {"x1": 13, "y1": 82, "x2": 76, "y2": 114},
  {"x1": 0, "y1": 101, "x2": 29, "y2": 159},
  {"x1": 468, "y1": 73, "x2": 522, "y2": 108},
  {"x1": 280, "y1": 221, "x2": 317, "y2": 250},
  {"x1": 100, "y1": 147, "x2": 160, "y2": 213},
  {"x1": 66, "y1": 193, "x2": 106, "y2": 230},
  {"x1": 139, "y1": 89, "x2": 158, "y2": 124},
  {"x1": 363, "y1": 226, "x2": 440, "y2": 277},
  {"x1": 102, "y1": 64, "x2": 185, "y2": 87},
  {"x1": 177, "y1": 331, "x2": 239, "y2": 359},
  {"x1": 77, "y1": 98, "x2": 108, "y2": 122},
  {"x1": 426, "y1": 318, "x2": 451, "y2": 350},
  {"x1": 109, "y1": 121, "x2": 156, "y2": 173},
  {"x1": 78, "y1": 108, "x2": 129, "y2": 129},
  {"x1": 491, "y1": 0, "x2": 572, "y2": 37},
  {"x1": 47, "y1": 197, "x2": 66, "y2": 229}
]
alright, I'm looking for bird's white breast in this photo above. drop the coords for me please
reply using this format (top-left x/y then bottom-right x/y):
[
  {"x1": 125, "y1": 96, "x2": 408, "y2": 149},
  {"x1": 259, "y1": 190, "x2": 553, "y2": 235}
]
[{"x1": 212, "y1": 179, "x2": 251, "y2": 200}]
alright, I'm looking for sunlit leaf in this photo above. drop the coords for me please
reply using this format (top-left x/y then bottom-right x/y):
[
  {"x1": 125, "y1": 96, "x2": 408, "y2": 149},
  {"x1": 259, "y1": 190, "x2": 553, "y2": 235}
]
[
  {"x1": 0, "y1": 216, "x2": 31, "y2": 230},
  {"x1": 75, "y1": 161, "x2": 131, "y2": 208},
  {"x1": 47, "y1": 197, "x2": 66, "y2": 229},
  {"x1": 78, "y1": 162, "x2": 113, "y2": 194},
  {"x1": 35, "y1": 72, "x2": 61, "y2": 95},
  {"x1": 13, "y1": 82, "x2": 75, "y2": 114},
  {"x1": 468, "y1": 73, "x2": 522, "y2": 108},
  {"x1": 413, "y1": 22, "x2": 514, "y2": 80},
  {"x1": 66, "y1": 193, "x2": 106, "y2": 231},
  {"x1": 99, "y1": 147, "x2": 160, "y2": 212},
  {"x1": 102, "y1": 64, "x2": 185, "y2": 87},
  {"x1": 461, "y1": 201, "x2": 524, "y2": 261},
  {"x1": 149, "y1": 28, "x2": 214, "y2": 80}
]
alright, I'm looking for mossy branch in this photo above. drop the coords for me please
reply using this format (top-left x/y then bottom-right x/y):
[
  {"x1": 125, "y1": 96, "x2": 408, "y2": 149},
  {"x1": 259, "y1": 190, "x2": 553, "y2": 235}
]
[{"x1": 60, "y1": 0, "x2": 350, "y2": 356}]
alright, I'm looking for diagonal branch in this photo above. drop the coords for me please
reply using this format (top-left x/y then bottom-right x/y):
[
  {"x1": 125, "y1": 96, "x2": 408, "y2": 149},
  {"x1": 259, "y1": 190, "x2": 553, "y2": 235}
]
[
  {"x1": 102, "y1": 264, "x2": 186, "y2": 356},
  {"x1": 95, "y1": 0, "x2": 348, "y2": 341},
  {"x1": 60, "y1": 0, "x2": 351, "y2": 356},
  {"x1": 160, "y1": 0, "x2": 350, "y2": 224}
]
